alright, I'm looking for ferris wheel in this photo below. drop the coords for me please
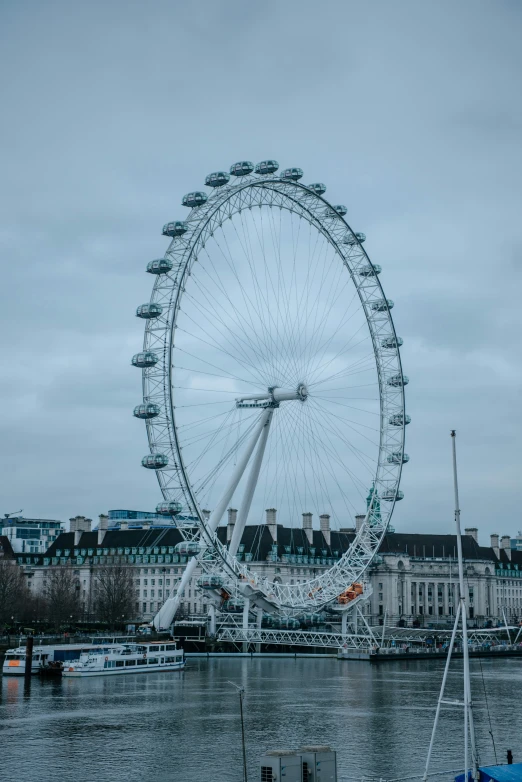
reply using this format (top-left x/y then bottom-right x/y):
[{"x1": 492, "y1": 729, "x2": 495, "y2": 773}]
[{"x1": 132, "y1": 160, "x2": 408, "y2": 629}]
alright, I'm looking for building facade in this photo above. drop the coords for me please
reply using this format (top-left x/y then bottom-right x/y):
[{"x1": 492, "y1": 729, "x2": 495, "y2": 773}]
[
  {"x1": 15, "y1": 512, "x2": 522, "y2": 628},
  {"x1": 1, "y1": 516, "x2": 63, "y2": 554}
]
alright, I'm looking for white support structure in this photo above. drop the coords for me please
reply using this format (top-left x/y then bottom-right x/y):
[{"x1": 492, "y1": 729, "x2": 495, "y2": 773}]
[
  {"x1": 153, "y1": 409, "x2": 271, "y2": 629},
  {"x1": 229, "y1": 410, "x2": 273, "y2": 557}
]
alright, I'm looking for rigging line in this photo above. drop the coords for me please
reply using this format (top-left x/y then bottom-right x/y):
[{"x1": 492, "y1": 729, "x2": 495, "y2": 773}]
[
  {"x1": 178, "y1": 294, "x2": 268, "y2": 384},
  {"x1": 174, "y1": 351, "x2": 262, "y2": 386},
  {"x1": 477, "y1": 655, "x2": 498, "y2": 765},
  {"x1": 308, "y1": 397, "x2": 380, "y2": 448},
  {"x1": 187, "y1": 272, "x2": 273, "y2": 384}
]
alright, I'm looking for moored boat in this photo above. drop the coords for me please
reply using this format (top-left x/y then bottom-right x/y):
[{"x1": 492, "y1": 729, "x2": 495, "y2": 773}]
[
  {"x1": 2, "y1": 637, "x2": 136, "y2": 676},
  {"x1": 62, "y1": 641, "x2": 184, "y2": 677}
]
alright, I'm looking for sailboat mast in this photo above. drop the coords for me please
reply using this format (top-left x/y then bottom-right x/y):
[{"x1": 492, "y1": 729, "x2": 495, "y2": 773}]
[{"x1": 451, "y1": 430, "x2": 479, "y2": 780}]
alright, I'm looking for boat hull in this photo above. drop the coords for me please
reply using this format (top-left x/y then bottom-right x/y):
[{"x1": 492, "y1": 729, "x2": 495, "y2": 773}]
[{"x1": 63, "y1": 662, "x2": 185, "y2": 677}]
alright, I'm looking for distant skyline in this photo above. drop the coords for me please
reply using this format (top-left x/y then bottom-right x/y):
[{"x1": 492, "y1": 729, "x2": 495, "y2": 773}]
[{"x1": 1, "y1": 0, "x2": 521, "y2": 543}]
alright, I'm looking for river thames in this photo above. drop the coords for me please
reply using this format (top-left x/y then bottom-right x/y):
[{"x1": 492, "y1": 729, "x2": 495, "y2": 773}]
[{"x1": 1, "y1": 656, "x2": 521, "y2": 782}]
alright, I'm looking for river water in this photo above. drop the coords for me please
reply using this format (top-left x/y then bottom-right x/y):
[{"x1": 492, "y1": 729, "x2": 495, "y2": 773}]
[{"x1": 1, "y1": 656, "x2": 520, "y2": 782}]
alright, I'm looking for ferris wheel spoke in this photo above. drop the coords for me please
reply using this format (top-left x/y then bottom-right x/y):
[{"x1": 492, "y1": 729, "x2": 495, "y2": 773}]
[
  {"x1": 308, "y1": 398, "x2": 380, "y2": 448},
  {"x1": 176, "y1": 306, "x2": 266, "y2": 388},
  {"x1": 308, "y1": 322, "x2": 372, "y2": 384},
  {"x1": 291, "y1": 402, "x2": 360, "y2": 522},
  {"x1": 298, "y1": 404, "x2": 371, "y2": 508},
  {"x1": 306, "y1": 302, "x2": 369, "y2": 383},
  {"x1": 174, "y1": 349, "x2": 264, "y2": 388},
  {"x1": 189, "y1": 269, "x2": 277, "y2": 382},
  {"x1": 215, "y1": 228, "x2": 288, "y2": 379},
  {"x1": 306, "y1": 401, "x2": 377, "y2": 478},
  {"x1": 300, "y1": 259, "x2": 353, "y2": 379}
]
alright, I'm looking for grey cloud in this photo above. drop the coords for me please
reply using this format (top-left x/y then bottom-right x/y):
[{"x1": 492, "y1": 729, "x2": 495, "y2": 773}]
[{"x1": 1, "y1": 0, "x2": 521, "y2": 542}]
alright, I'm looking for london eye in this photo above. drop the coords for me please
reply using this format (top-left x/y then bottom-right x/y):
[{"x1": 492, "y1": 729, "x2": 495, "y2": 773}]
[{"x1": 132, "y1": 160, "x2": 408, "y2": 629}]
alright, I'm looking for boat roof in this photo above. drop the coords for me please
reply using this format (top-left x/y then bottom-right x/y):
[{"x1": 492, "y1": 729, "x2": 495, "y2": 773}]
[{"x1": 456, "y1": 765, "x2": 522, "y2": 782}]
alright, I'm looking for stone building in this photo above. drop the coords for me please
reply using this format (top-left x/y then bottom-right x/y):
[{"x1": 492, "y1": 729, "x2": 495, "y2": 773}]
[{"x1": 16, "y1": 511, "x2": 522, "y2": 627}]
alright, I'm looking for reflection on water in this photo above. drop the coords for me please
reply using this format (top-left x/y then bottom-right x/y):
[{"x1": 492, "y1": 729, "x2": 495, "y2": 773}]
[{"x1": 1, "y1": 657, "x2": 521, "y2": 782}]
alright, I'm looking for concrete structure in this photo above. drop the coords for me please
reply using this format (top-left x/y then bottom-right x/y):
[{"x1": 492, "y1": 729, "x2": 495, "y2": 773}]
[
  {"x1": 1, "y1": 516, "x2": 62, "y2": 554},
  {"x1": 13, "y1": 513, "x2": 522, "y2": 627}
]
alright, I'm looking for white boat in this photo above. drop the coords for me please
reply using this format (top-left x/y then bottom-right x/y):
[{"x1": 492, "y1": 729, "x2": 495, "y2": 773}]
[
  {"x1": 2, "y1": 637, "x2": 137, "y2": 676},
  {"x1": 62, "y1": 641, "x2": 185, "y2": 677}
]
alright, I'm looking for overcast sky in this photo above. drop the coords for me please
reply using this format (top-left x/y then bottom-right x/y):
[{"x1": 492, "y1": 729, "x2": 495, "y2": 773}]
[{"x1": 1, "y1": 0, "x2": 521, "y2": 543}]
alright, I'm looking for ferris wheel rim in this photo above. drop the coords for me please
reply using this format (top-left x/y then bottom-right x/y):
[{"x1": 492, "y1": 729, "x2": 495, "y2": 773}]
[{"x1": 139, "y1": 170, "x2": 407, "y2": 611}]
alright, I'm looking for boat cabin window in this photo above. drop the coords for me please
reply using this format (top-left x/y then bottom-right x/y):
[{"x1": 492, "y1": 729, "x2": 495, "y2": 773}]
[
  {"x1": 115, "y1": 660, "x2": 124, "y2": 668},
  {"x1": 124, "y1": 660, "x2": 136, "y2": 667},
  {"x1": 149, "y1": 645, "x2": 159, "y2": 652},
  {"x1": 147, "y1": 657, "x2": 159, "y2": 665},
  {"x1": 137, "y1": 659, "x2": 147, "y2": 666}
]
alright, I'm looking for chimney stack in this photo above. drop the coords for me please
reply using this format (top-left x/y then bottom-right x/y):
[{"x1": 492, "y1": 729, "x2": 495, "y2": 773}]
[
  {"x1": 355, "y1": 514, "x2": 365, "y2": 533},
  {"x1": 266, "y1": 508, "x2": 277, "y2": 543},
  {"x1": 465, "y1": 527, "x2": 478, "y2": 543},
  {"x1": 501, "y1": 535, "x2": 512, "y2": 560},
  {"x1": 490, "y1": 534, "x2": 499, "y2": 558},
  {"x1": 120, "y1": 521, "x2": 128, "y2": 531},
  {"x1": 227, "y1": 508, "x2": 237, "y2": 544},
  {"x1": 97, "y1": 514, "x2": 108, "y2": 546},
  {"x1": 70, "y1": 515, "x2": 92, "y2": 533},
  {"x1": 320, "y1": 514, "x2": 331, "y2": 546},
  {"x1": 302, "y1": 512, "x2": 313, "y2": 545}
]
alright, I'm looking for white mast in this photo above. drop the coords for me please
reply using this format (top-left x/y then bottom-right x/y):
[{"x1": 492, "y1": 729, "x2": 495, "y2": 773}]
[
  {"x1": 451, "y1": 429, "x2": 479, "y2": 781},
  {"x1": 423, "y1": 430, "x2": 479, "y2": 782}
]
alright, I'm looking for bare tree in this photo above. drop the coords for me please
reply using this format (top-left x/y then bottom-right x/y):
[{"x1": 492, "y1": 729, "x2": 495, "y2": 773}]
[
  {"x1": 93, "y1": 566, "x2": 135, "y2": 627},
  {"x1": 45, "y1": 566, "x2": 79, "y2": 629},
  {"x1": 0, "y1": 560, "x2": 28, "y2": 629}
]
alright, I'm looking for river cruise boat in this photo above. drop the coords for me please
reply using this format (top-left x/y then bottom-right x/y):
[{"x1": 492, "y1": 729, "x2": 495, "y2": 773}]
[
  {"x1": 2, "y1": 637, "x2": 135, "y2": 676},
  {"x1": 62, "y1": 641, "x2": 185, "y2": 677}
]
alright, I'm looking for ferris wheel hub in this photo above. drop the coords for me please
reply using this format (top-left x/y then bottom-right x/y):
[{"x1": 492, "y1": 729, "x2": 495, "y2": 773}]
[{"x1": 235, "y1": 384, "x2": 309, "y2": 409}]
